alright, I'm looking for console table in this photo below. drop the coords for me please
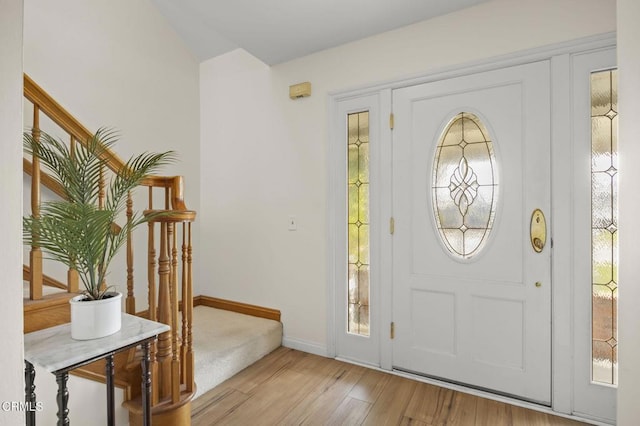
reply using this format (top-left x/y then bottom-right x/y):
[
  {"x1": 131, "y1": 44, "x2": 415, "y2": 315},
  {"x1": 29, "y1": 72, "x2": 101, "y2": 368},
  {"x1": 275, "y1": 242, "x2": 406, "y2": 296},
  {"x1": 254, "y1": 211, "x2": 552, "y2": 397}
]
[{"x1": 24, "y1": 313, "x2": 170, "y2": 426}]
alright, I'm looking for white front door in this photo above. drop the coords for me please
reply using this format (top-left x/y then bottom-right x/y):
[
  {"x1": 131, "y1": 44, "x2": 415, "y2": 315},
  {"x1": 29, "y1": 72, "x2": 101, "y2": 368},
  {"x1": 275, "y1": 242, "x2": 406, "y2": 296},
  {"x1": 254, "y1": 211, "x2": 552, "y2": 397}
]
[{"x1": 391, "y1": 61, "x2": 551, "y2": 404}]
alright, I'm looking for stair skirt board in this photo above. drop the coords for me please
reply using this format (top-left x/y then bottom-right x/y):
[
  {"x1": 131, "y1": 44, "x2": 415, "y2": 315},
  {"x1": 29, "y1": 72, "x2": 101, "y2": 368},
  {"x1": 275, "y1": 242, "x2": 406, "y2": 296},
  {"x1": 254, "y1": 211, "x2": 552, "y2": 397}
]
[{"x1": 193, "y1": 306, "x2": 283, "y2": 399}]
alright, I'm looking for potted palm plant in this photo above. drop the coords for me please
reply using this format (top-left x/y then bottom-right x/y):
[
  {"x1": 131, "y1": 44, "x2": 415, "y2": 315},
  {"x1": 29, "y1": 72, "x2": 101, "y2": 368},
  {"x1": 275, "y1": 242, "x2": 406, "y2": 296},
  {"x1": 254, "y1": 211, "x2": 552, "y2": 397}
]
[{"x1": 23, "y1": 128, "x2": 175, "y2": 339}]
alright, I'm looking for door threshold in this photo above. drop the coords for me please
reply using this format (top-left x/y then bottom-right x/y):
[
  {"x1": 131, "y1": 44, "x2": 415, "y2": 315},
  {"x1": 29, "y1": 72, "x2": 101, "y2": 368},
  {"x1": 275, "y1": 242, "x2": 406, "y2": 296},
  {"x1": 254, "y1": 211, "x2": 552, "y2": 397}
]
[
  {"x1": 335, "y1": 356, "x2": 611, "y2": 426},
  {"x1": 393, "y1": 366, "x2": 549, "y2": 406}
]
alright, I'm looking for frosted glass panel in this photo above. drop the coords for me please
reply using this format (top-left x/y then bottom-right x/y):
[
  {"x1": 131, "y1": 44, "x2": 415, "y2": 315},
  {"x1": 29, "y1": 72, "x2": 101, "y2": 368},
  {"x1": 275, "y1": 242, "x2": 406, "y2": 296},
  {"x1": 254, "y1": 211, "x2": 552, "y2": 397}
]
[
  {"x1": 347, "y1": 111, "x2": 370, "y2": 336},
  {"x1": 432, "y1": 112, "x2": 498, "y2": 259},
  {"x1": 591, "y1": 69, "x2": 618, "y2": 385}
]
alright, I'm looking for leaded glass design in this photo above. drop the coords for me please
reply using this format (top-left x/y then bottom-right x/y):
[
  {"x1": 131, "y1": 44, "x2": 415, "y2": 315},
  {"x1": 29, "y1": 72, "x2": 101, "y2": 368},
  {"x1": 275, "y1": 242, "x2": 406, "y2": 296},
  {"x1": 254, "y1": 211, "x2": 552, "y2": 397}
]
[
  {"x1": 348, "y1": 111, "x2": 370, "y2": 336},
  {"x1": 591, "y1": 69, "x2": 618, "y2": 385},
  {"x1": 432, "y1": 112, "x2": 498, "y2": 259}
]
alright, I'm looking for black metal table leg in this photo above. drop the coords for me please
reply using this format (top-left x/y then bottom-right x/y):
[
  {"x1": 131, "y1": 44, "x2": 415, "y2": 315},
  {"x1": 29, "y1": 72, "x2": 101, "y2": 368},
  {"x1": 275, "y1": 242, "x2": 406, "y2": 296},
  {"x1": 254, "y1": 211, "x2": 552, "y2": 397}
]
[
  {"x1": 141, "y1": 341, "x2": 152, "y2": 426},
  {"x1": 106, "y1": 354, "x2": 115, "y2": 426},
  {"x1": 55, "y1": 372, "x2": 69, "y2": 426},
  {"x1": 25, "y1": 361, "x2": 36, "y2": 426}
]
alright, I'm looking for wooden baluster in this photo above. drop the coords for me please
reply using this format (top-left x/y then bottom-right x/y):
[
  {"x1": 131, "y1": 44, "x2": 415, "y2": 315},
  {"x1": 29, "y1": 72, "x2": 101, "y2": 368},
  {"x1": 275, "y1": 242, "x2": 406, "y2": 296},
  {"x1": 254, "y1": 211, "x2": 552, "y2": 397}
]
[
  {"x1": 67, "y1": 136, "x2": 79, "y2": 294},
  {"x1": 170, "y1": 222, "x2": 180, "y2": 403},
  {"x1": 156, "y1": 221, "x2": 172, "y2": 400},
  {"x1": 147, "y1": 188, "x2": 159, "y2": 404},
  {"x1": 98, "y1": 164, "x2": 105, "y2": 209},
  {"x1": 98, "y1": 165, "x2": 107, "y2": 291},
  {"x1": 67, "y1": 269, "x2": 79, "y2": 294},
  {"x1": 163, "y1": 181, "x2": 174, "y2": 400},
  {"x1": 180, "y1": 224, "x2": 188, "y2": 385},
  {"x1": 69, "y1": 135, "x2": 76, "y2": 160},
  {"x1": 29, "y1": 106, "x2": 43, "y2": 300},
  {"x1": 126, "y1": 191, "x2": 135, "y2": 314},
  {"x1": 186, "y1": 222, "x2": 194, "y2": 392},
  {"x1": 148, "y1": 187, "x2": 157, "y2": 321},
  {"x1": 167, "y1": 220, "x2": 174, "y2": 314}
]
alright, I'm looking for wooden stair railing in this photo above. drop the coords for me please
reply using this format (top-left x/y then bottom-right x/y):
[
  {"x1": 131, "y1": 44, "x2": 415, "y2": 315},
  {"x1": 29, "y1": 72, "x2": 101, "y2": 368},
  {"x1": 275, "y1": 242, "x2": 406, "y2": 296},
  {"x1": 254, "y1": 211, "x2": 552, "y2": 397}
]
[
  {"x1": 23, "y1": 74, "x2": 124, "y2": 301},
  {"x1": 121, "y1": 177, "x2": 196, "y2": 426},
  {"x1": 142, "y1": 176, "x2": 196, "y2": 406},
  {"x1": 23, "y1": 74, "x2": 196, "y2": 425}
]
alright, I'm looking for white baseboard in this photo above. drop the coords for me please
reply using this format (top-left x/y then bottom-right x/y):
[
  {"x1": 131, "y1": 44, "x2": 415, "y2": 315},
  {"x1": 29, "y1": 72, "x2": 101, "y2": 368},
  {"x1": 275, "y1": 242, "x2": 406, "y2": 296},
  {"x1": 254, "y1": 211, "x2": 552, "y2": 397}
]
[{"x1": 282, "y1": 336, "x2": 328, "y2": 357}]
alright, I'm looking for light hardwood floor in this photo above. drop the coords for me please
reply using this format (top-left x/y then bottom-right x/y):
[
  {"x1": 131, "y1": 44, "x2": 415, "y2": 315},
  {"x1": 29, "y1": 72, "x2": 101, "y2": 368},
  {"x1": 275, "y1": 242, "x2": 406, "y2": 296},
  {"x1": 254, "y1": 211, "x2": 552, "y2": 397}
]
[{"x1": 192, "y1": 347, "x2": 587, "y2": 425}]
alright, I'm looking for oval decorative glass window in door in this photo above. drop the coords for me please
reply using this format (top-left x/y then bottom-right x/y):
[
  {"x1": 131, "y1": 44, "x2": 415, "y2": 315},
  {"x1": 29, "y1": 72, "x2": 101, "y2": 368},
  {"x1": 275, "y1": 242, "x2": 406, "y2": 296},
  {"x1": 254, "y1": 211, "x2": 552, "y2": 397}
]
[{"x1": 432, "y1": 112, "x2": 498, "y2": 259}]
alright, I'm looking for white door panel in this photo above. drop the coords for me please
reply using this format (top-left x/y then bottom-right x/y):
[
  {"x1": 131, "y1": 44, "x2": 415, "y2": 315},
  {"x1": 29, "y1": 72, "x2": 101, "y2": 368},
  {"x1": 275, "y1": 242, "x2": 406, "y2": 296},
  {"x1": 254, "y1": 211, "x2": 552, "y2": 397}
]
[
  {"x1": 392, "y1": 61, "x2": 551, "y2": 404},
  {"x1": 405, "y1": 84, "x2": 524, "y2": 284}
]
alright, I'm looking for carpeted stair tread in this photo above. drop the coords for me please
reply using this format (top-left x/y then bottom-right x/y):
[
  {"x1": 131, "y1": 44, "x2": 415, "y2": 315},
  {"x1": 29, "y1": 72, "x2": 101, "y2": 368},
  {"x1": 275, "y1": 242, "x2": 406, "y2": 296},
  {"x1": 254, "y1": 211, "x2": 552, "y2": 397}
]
[{"x1": 192, "y1": 306, "x2": 282, "y2": 398}]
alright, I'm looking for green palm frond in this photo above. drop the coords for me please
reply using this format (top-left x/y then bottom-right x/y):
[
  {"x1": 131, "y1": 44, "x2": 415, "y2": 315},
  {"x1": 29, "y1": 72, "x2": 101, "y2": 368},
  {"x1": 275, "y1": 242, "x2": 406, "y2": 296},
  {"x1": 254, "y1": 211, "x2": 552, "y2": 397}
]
[
  {"x1": 24, "y1": 128, "x2": 121, "y2": 205},
  {"x1": 105, "y1": 150, "x2": 177, "y2": 214},
  {"x1": 23, "y1": 128, "x2": 176, "y2": 300}
]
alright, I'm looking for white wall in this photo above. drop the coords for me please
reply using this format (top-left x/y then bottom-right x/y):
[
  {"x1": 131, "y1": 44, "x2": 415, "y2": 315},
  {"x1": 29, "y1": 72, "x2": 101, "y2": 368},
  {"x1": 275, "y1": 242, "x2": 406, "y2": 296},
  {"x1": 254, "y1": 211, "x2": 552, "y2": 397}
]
[
  {"x1": 199, "y1": 0, "x2": 617, "y2": 352},
  {"x1": 616, "y1": 0, "x2": 640, "y2": 423},
  {"x1": 0, "y1": 0, "x2": 25, "y2": 424},
  {"x1": 23, "y1": 0, "x2": 201, "y2": 308}
]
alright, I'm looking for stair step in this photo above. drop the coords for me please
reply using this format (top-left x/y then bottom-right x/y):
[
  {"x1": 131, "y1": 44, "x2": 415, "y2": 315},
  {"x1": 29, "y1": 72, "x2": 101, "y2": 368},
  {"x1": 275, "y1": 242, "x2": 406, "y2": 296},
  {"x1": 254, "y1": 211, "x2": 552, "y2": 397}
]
[
  {"x1": 23, "y1": 291, "x2": 75, "y2": 333},
  {"x1": 192, "y1": 306, "x2": 282, "y2": 399}
]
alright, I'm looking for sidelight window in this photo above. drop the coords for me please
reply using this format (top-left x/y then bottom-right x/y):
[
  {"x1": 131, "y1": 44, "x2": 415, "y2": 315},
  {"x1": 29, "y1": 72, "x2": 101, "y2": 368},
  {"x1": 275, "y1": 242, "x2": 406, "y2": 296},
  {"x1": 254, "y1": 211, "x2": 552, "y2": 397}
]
[
  {"x1": 347, "y1": 111, "x2": 370, "y2": 336},
  {"x1": 591, "y1": 69, "x2": 618, "y2": 385}
]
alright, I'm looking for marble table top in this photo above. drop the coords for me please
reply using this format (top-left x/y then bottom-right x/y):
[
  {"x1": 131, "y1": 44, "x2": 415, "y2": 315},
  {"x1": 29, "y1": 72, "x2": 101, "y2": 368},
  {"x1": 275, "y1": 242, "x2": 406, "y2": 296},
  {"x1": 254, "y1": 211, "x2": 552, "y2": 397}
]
[{"x1": 24, "y1": 313, "x2": 169, "y2": 373}]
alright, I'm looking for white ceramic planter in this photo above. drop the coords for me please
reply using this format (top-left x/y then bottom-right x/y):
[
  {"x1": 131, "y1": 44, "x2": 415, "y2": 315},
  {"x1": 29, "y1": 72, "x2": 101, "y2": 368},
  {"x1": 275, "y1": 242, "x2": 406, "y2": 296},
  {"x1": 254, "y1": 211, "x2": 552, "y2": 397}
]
[{"x1": 69, "y1": 292, "x2": 122, "y2": 340}]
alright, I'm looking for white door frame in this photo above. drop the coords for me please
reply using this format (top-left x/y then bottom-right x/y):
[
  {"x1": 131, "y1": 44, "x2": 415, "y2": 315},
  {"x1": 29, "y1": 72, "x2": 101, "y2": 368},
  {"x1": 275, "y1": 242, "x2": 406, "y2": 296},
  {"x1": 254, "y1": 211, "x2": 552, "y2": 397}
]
[
  {"x1": 571, "y1": 47, "x2": 618, "y2": 423},
  {"x1": 550, "y1": 46, "x2": 617, "y2": 424},
  {"x1": 327, "y1": 31, "x2": 616, "y2": 419},
  {"x1": 328, "y1": 91, "x2": 392, "y2": 366}
]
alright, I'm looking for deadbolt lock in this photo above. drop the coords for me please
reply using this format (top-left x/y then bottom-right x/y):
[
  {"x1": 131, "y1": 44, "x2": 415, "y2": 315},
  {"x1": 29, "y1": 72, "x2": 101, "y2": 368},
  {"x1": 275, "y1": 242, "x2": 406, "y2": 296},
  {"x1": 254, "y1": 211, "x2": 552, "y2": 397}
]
[{"x1": 530, "y1": 208, "x2": 547, "y2": 253}]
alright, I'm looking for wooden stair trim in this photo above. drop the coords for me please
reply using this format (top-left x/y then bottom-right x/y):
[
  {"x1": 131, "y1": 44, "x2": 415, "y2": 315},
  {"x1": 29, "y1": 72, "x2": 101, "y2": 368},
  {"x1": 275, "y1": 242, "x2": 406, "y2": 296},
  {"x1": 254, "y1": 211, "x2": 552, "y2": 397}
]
[
  {"x1": 23, "y1": 292, "x2": 75, "y2": 310},
  {"x1": 194, "y1": 295, "x2": 281, "y2": 322},
  {"x1": 23, "y1": 292, "x2": 74, "y2": 333},
  {"x1": 124, "y1": 386, "x2": 194, "y2": 415},
  {"x1": 23, "y1": 264, "x2": 68, "y2": 290},
  {"x1": 124, "y1": 387, "x2": 193, "y2": 426}
]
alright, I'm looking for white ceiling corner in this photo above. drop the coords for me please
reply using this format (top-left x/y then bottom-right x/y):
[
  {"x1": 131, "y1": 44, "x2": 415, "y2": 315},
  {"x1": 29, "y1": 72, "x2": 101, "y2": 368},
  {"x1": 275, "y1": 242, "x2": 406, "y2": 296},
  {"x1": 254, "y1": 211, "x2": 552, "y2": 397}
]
[{"x1": 152, "y1": 0, "x2": 491, "y2": 65}]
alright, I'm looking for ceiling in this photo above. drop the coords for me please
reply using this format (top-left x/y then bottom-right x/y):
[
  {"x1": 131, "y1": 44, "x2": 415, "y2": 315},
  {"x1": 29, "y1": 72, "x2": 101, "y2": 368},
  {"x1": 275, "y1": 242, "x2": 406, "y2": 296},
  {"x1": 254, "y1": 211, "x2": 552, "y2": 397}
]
[{"x1": 151, "y1": 0, "x2": 490, "y2": 65}]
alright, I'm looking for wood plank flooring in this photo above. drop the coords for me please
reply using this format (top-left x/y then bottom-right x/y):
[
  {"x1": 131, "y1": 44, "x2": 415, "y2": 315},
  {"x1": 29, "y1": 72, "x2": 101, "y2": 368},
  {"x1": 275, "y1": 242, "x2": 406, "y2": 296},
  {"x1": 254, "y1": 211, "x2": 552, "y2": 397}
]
[{"x1": 192, "y1": 347, "x2": 587, "y2": 426}]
